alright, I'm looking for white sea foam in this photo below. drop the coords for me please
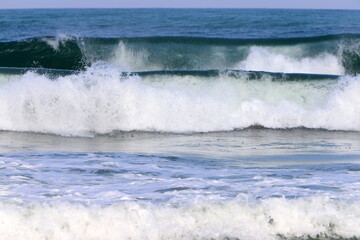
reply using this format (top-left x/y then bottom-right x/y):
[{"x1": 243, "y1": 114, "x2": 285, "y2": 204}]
[
  {"x1": 0, "y1": 197, "x2": 359, "y2": 240},
  {"x1": 0, "y1": 74, "x2": 17, "y2": 84},
  {"x1": 42, "y1": 34, "x2": 75, "y2": 51},
  {"x1": 238, "y1": 46, "x2": 344, "y2": 75},
  {"x1": 110, "y1": 41, "x2": 155, "y2": 71},
  {"x1": 0, "y1": 67, "x2": 358, "y2": 136}
]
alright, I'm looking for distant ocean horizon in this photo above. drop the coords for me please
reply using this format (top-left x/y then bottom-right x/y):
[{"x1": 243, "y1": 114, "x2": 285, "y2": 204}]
[
  {"x1": 0, "y1": 8, "x2": 360, "y2": 240},
  {"x1": 1, "y1": 7, "x2": 360, "y2": 10}
]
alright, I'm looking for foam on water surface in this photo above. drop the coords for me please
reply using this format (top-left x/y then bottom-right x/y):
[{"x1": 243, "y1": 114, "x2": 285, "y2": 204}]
[
  {"x1": 0, "y1": 128, "x2": 359, "y2": 239},
  {"x1": 0, "y1": 197, "x2": 359, "y2": 240},
  {"x1": 0, "y1": 66, "x2": 358, "y2": 136},
  {"x1": 1, "y1": 9, "x2": 360, "y2": 239},
  {"x1": 237, "y1": 46, "x2": 344, "y2": 75}
]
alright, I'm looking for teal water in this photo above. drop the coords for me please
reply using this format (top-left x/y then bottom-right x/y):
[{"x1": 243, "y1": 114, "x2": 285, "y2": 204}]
[{"x1": 0, "y1": 9, "x2": 359, "y2": 240}]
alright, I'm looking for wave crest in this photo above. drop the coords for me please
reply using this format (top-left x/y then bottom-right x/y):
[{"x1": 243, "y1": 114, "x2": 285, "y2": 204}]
[
  {"x1": 238, "y1": 46, "x2": 344, "y2": 75},
  {"x1": 0, "y1": 66, "x2": 359, "y2": 136},
  {"x1": 0, "y1": 34, "x2": 360, "y2": 74}
]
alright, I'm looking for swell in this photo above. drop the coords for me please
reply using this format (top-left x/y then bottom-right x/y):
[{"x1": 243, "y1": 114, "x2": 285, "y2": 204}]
[{"x1": 0, "y1": 34, "x2": 359, "y2": 74}]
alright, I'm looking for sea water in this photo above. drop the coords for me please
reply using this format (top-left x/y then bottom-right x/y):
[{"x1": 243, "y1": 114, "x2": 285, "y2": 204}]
[{"x1": 0, "y1": 9, "x2": 360, "y2": 239}]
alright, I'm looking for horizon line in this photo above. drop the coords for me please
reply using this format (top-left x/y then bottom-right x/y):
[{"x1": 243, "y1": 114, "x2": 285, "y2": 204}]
[{"x1": 0, "y1": 7, "x2": 359, "y2": 10}]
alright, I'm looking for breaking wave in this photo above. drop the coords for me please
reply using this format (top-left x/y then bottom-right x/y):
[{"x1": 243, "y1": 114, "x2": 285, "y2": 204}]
[
  {"x1": 0, "y1": 34, "x2": 359, "y2": 74},
  {"x1": 0, "y1": 65, "x2": 359, "y2": 136}
]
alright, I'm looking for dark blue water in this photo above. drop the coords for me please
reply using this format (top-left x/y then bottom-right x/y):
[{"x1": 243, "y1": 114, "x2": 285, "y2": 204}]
[{"x1": 1, "y1": 9, "x2": 360, "y2": 41}]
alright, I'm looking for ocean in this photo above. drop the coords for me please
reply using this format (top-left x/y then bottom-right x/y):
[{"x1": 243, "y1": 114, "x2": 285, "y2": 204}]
[{"x1": 0, "y1": 8, "x2": 360, "y2": 239}]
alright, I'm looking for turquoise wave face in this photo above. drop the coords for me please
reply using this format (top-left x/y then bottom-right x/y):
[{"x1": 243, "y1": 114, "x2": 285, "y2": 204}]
[
  {"x1": 0, "y1": 37, "x2": 85, "y2": 70},
  {"x1": 0, "y1": 34, "x2": 359, "y2": 74}
]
